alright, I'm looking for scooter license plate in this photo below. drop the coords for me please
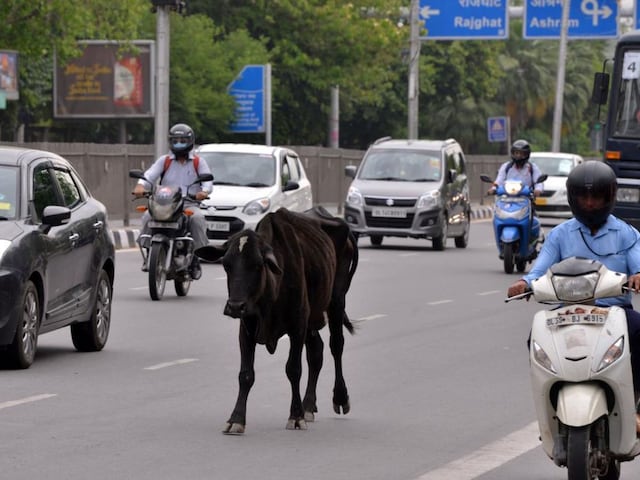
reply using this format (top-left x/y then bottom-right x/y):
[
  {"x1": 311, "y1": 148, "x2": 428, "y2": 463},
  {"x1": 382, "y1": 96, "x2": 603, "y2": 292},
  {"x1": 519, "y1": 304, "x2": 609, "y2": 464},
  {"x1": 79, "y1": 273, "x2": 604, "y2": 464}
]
[
  {"x1": 547, "y1": 313, "x2": 606, "y2": 327},
  {"x1": 148, "y1": 221, "x2": 179, "y2": 229}
]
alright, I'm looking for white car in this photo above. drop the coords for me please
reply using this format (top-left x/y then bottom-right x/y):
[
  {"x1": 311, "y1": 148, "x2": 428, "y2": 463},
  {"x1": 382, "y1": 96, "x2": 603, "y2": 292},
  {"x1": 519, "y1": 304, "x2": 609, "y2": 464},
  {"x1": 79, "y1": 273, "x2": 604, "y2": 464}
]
[
  {"x1": 196, "y1": 143, "x2": 313, "y2": 240},
  {"x1": 531, "y1": 151, "x2": 584, "y2": 219}
]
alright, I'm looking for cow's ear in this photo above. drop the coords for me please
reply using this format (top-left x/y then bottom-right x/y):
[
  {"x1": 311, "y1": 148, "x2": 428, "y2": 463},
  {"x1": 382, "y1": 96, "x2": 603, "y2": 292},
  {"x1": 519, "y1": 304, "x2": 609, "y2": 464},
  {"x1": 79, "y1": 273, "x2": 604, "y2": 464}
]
[
  {"x1": 195, "y1": 245, "x2": 226, "y2": 262},
  {"x1": 263, "y1": 248, "x2": 282, "y2": 275}
]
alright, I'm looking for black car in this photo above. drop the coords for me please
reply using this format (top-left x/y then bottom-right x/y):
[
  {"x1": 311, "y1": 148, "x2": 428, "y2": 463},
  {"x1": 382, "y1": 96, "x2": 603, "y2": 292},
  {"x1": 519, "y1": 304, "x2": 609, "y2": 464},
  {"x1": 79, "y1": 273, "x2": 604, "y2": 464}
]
[{"x1": 0, "y1": 146, "x2": 115, "y2": 368}]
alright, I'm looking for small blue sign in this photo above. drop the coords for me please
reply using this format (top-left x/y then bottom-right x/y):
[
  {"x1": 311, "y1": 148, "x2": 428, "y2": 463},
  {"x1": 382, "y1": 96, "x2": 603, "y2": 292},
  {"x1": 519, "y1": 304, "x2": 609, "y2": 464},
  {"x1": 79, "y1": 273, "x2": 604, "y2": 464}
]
[
  {"x1": 524, "y1": 0, "x2": 618, "y2": 39},
  {"x1": 418, "y1": 0, "x2": 508, "y2": 40},
  {"x1": 227, "y1": 65, "x2": 265, "y2": 133},
  {"x1": 487, "y1": 117, "x2": 508, "y2": 143}
]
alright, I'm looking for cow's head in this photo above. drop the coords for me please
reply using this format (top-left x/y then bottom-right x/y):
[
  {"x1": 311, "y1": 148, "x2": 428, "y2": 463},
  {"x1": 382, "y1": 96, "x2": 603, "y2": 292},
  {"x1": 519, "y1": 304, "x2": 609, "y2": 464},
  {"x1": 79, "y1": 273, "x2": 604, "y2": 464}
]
[{"x1": 196, "y1": 230, "x2": 282, "y2": 319}]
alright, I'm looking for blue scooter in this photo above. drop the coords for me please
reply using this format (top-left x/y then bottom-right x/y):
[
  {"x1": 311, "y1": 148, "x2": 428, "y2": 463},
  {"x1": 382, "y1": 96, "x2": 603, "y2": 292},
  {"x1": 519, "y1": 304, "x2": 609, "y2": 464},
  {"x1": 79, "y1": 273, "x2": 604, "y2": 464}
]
[{"x1": 480, "y1": 174, "x2": 547, "y2": 274}]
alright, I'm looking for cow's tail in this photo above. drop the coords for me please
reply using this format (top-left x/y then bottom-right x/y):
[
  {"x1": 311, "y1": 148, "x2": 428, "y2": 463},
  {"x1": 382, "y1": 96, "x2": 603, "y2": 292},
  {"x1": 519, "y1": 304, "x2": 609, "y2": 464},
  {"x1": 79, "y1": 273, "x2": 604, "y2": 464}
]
[{"x1": 344, "y1": 228, "x2": 359, "y2": 292}]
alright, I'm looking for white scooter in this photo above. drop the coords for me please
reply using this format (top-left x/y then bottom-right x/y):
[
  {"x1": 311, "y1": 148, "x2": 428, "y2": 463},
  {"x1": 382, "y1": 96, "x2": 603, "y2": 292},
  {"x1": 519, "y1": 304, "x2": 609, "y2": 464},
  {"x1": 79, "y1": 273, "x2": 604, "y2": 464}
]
[{"x1": 509, "y1": 256, "x2": 640, "y2": 479}]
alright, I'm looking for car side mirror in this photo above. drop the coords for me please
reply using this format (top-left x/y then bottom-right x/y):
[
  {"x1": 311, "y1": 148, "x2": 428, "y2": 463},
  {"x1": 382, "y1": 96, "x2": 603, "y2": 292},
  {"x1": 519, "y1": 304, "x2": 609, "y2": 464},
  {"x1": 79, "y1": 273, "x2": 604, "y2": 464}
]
[
  {"x1": 592, "y1": 72, "x2": 609, "y2": 105},
  {"x1": 283, "y1": 180, "x2": 299, "y2": 192},
  {"x1": 345, "y1": 165, "x2": 357, "y2": 178},
  {"x1": 41, "y1": 205, "x2": 71, "y2": 227},
  {"x1": 447, "y1": 169, "x2": 457, "y2": 183}
]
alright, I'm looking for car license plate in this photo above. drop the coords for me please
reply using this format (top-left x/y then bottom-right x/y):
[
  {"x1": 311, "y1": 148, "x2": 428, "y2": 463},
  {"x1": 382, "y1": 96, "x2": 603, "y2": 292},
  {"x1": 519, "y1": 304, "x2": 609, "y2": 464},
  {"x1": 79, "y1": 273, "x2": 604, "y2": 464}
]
[
  {"x1": 208, "y1": 221, "x2": 230, "y2": 232},
  {"x1": 617, "y1": 187, "x2": 640, "y2": 203},
  {"x1": 148, "y1": 221, "x2": 179, "y2": 229},
  {"x1": 372, "y1": 208, "x2": 407, "y2": 218},
  {"x1": 546, "y1": 313, "x2": 606, "y2": 327}
]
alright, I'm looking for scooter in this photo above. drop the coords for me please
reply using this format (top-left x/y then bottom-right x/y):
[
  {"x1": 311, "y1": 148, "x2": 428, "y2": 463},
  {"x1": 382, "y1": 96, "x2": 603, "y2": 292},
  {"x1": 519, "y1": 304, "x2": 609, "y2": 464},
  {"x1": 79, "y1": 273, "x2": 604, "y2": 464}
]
[
  {"x1": 129, "y1": 169, "x2": 213, "y2": 301},
  {"x1": 480, "y1": 174, "x2": 547, "y2": 274},
  {"x1": 509, "y1": 256, "x2": 640, "y2": 479}
]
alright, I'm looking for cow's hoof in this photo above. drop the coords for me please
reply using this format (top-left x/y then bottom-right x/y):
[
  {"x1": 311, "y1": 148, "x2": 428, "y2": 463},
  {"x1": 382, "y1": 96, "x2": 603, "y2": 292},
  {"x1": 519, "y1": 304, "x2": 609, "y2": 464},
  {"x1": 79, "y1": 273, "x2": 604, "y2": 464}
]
[
  {"x1": 222, "y1": 422, "x2": 245, "y2": 435},
  {"x1": 333, "y1": 400, "x2": 350, "y2": 415},
  {"x1": 304, "y1": 411, "x2": 315, "y2": 422},
  {"x1": 286, "y1": 418, "x2": 308, "y2": 430}
]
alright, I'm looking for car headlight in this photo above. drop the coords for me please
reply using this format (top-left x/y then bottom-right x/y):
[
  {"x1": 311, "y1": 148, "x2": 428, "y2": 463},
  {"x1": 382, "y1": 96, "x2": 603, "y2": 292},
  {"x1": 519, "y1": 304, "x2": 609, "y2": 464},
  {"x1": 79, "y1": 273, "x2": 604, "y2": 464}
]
[
  {"x1": 532, "y1": 340, "x2": 556, "y2": 373},
  {"x1": 243, "y1": 198, "x2": 270, "y2": 215},
  {"x1": 346, "y1": 187, "x2": 363, "y2": 207},
  {"x1": 597, "y1": 336, "x2": 624, "y2": 372},
  {"x1": 417, "y1": 190, "x2": 441, "y2": 209},
  {"x1": 0, "y1": 239, "x2": 10, "y2": 262},
  {"x1": 555, "y1": 188, "x2": 567, "y2": 201}
]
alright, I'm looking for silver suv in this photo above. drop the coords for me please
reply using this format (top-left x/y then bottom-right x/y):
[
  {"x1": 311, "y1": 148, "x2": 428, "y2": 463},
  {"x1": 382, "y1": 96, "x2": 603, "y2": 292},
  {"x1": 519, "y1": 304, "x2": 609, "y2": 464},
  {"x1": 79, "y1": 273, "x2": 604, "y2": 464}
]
[{"x1": 344, "y1": 137, "x2": 471, "y2": 250}]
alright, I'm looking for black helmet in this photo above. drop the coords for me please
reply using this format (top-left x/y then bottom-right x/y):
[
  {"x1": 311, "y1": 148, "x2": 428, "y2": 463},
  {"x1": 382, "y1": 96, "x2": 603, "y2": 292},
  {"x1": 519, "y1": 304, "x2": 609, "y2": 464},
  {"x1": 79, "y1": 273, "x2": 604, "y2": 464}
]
[
  {"x1": 567, "y1": 161, "x2": 617, "y2": 230},
  {"x1": 510, "y1": 139, "x2": 531, "y2": 167},
  {"x1": 168, "y1": 123, "x2": 194, "y2": 155}
]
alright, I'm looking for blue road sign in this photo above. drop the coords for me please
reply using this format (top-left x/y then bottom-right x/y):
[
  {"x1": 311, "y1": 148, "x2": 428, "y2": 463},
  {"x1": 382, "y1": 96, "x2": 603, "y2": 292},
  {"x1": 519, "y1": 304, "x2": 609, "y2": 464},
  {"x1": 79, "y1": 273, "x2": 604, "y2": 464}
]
[
  {"x1": 227, "y1": 65, "x2": 265, "y2": 133},
  {"x1": 487, "y1": 116, "x2": 508, "y2": 143},
  {"x1": 524, "y1": 0, "x2": 618, "y2": 39},
  {"x1": 418, "y1": 0, "x2": 508, "y2": 40}
]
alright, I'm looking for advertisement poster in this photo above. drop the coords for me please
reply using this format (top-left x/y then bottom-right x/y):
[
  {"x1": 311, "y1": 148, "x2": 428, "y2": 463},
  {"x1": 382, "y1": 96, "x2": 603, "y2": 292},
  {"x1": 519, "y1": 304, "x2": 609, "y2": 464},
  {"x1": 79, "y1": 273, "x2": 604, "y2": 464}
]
[
  {"x1": 54, "y1": 41, "x2": 154, "y2": 118},
  {"x1": 0, "y1": 51, "x2": 19, "y2": 100}
]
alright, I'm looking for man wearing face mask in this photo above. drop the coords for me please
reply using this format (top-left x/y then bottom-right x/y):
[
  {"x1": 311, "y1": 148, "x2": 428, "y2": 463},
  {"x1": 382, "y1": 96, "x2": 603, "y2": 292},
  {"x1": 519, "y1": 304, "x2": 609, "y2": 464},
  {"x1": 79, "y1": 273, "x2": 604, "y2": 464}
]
[{"x1": 132, "y1": 123, "x2": 213, "y2": 279}]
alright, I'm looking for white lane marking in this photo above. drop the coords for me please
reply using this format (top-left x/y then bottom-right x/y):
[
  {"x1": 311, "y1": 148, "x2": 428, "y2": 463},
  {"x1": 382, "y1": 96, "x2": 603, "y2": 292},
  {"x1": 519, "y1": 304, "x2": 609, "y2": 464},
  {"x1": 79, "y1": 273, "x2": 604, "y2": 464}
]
[
  {"x1": 477, "y1": 290, "x2": 501, "y2": 296},
  {"x1": 400, "y1": 253, "x2": 419, "y2": 257},
  {"x1": 144, "y1": 358, "x2": 199, "y2": 371},
  {"x1": 358, "y1": 314, "x2": 387, "y2": 322},
  {"x1": 427, "y1": 300, "x2": 453, "y2": 305},
  {"x1": 0, "y1": 393, "x2": 57, "y2": 411},
  {"x1": 415, "y1": 421, "x2": 540, "y2": 480}
]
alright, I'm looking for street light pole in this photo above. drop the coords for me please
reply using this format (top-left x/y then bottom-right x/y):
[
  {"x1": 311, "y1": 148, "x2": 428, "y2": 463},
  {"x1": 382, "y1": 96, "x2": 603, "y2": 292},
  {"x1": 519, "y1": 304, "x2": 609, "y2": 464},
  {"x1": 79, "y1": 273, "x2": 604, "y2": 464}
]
[
  {"x1": 551, "y1": 0, "x2": 570, "y2": 152},
  {"x1": 408, "y1": 0, "x2": 420, "y2": 140}
]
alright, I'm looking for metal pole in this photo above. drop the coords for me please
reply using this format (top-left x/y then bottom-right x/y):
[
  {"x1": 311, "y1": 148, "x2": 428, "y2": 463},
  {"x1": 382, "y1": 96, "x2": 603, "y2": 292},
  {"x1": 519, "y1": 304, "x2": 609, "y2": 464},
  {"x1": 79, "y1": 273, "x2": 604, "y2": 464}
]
[
  {"x1": 265, "y1": 63, "x2": 272, "y2": 146},
  {"x1": 408, "y1": 0, "x2": 420, "y2": 140},
  {"x1": 329, "y1": 85, "x2": 339, "y2": 148},
  {"x1": 551, "y1": 0, "x2": 570, "y2": 152},
  {"x1": 154, "y1": 6, "x2": 170, "y2": 160}
]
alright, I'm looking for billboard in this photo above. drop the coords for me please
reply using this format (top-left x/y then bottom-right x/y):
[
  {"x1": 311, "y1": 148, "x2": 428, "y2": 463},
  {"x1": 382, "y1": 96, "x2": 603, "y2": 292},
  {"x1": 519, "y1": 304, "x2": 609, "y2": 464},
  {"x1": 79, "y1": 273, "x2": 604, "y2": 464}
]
[
  {"x1": 54, "y1": 41, "x2": 155, "y2": 119},
  {"x1": 0, "y1": 50, "x2": 19, "y2": 100}
]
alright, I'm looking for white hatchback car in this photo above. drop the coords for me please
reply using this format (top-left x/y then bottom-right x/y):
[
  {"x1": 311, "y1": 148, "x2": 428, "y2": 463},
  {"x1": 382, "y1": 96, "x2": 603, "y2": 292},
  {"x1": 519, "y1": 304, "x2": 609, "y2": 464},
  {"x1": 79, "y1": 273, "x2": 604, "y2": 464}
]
[
  {"x1": 531, "y1": 151, "x2": 584, "y2": 219},
  {"x1": 196, "y1": 143, "x2": 313, "y2": 240}
]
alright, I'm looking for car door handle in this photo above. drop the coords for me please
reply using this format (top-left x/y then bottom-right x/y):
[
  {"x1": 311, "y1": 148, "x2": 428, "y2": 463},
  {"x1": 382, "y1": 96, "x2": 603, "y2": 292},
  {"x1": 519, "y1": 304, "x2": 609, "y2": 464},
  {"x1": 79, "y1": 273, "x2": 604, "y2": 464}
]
[
  {"x1": 93, "y1": 220, "x2": 104, "y2": 231},
  {"x1": 68, "y1": 233, "x2": 80, "y2": 243}
]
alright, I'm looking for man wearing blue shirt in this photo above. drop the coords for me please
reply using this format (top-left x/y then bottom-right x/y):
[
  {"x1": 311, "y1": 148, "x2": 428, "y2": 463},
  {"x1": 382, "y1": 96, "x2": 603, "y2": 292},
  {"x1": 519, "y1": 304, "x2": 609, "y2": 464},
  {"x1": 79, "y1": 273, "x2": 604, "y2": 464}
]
[
  {"x1": 508, "y1": 160, "x2": 640, "y2": 432},
  {"x1": 488, "y1": 139, "x2": 545, "y2": 196}
]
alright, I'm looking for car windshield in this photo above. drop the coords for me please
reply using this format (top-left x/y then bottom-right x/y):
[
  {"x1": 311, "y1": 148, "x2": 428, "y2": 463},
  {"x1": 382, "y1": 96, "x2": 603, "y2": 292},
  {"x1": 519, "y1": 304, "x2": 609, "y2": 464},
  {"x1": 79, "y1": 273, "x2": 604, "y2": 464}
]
[
  {"x1": 358, "y1": 150, "x2": 441, "y2": 182},
  {"x1": 532, "y1": 156, "x2": 575, "y2": 177},
  {"x1": 0, "y1": 166, "x2": 18, "y2": 220},
  {"x1": 200, "y1": 152, "x2": 275, "y2": 187}
]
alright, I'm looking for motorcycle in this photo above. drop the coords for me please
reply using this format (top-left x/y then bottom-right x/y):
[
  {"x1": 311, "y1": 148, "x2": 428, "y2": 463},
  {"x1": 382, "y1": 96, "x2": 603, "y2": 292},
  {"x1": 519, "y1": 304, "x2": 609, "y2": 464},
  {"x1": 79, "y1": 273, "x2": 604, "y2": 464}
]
[
  {"x1": 509, "y1": 257, "x2": 640, "y2": 479},
  {"x1": 480, "y1": 174, "x2": 547, "y2": 274},
  {"x1": 129, "y1": 169, "x2": 213, "y2": 301}
]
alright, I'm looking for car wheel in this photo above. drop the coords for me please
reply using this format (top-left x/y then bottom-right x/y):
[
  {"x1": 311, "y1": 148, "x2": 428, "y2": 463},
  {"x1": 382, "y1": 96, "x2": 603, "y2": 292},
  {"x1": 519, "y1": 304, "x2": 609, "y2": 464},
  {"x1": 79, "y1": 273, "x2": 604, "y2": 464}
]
[
  {"x1": 370, "y1": 235, "x2": 383, "y2": 246},
  {"x1": 71, "y1": 269, "x2": 112, "y2": 352},
  {"x1": 432, "y1": 214, "x2": 448, "y2": 251},
  {"x1": 2, "y1": 280, "x2": 40, "y2": 369},
  {"x1": 454, "y1": 216, "x2": 470, "y2": 249}
]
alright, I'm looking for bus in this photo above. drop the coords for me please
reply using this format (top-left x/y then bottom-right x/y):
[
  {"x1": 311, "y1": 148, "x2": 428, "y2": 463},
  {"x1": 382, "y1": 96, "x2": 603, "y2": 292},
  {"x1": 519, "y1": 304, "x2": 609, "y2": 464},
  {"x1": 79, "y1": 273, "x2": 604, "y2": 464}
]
[{"x1": 593, "y1": 30, "x2": 640, "y2": 229}]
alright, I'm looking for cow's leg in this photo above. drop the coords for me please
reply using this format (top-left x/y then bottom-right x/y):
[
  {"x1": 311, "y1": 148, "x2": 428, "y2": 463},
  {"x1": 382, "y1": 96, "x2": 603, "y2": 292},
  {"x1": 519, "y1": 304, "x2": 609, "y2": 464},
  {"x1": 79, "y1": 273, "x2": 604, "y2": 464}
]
[
  {"x1": 328, "y1": 302, "x2": 350, "y2": 415},
  {"x1": 285, "y1": 333, "x2": 307, "y2": 430},
  {"x1": 223, "y1": 328, "x2": 256, "y2": 435},
  {"x1": 303, "y1": 329, "x2": 324, "y2": 422}
]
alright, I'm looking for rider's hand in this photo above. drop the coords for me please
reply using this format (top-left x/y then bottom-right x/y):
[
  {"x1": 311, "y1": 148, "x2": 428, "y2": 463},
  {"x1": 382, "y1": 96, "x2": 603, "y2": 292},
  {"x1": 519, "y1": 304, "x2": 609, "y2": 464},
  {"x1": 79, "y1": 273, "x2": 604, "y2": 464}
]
[
  {"x1": 132, "y1": 184, "x2": 146, "y2": 198},
  {"x1": 533, "y1": 190, "x2": 542, "y2": 197},
  {"x1": 195, "y1": 191, "x2": 209, "y2": 201},
  {"x1": 508, "y1": 279, "x2": 529, "y2": 298},
  {"x1": 487, "y1": 187, "x2": 496, "y2": 195},
  {"x1": 628, "y1": 273, "x2": 640, "y2": 292}
]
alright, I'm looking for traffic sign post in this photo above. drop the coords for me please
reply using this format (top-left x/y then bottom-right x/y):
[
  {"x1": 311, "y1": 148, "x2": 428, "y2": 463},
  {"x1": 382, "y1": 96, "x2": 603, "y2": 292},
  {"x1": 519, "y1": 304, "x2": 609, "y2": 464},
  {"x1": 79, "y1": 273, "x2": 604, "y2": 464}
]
[
  {"x1": 418, "y1": 0, "x2": 508, "y2": 40},
  {"x1": 524, "y1": 0, "x2": 618, "y2": 39}
]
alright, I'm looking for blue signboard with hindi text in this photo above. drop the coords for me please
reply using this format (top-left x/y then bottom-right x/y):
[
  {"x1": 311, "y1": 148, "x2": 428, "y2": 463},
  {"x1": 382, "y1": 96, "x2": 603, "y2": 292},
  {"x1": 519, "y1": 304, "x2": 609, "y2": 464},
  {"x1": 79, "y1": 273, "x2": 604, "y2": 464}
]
[
  {"x1": 524, "y1": 0, "x2": 618, "y2": 39},
  {"x1": 418, "y1": 0, "x2": 508, "y2": 40},
  {"x1": 227, "y1": 65, "x2": 265, "y2": 133}
]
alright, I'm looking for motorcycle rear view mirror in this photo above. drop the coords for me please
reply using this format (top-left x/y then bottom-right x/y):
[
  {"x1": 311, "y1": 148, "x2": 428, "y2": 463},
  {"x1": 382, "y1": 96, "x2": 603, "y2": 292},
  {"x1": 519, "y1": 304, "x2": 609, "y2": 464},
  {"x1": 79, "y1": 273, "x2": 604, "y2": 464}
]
[{"x1": 129, "y1": 169, "x2": 145, "y2": 180}]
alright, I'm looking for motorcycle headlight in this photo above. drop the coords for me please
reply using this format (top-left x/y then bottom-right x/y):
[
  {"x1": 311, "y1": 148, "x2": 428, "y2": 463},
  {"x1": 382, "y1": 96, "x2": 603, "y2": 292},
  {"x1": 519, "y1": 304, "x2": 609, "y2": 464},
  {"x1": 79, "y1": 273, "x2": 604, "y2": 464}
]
[
  {"x1": 346, "y1": 186, "x2": 363, "y2": 207},
  {"x1": 495, "y1": 204, "x2": 528, "y2": 220},
  {"x1": 532, "y1": 340, "x2": 557, "y2": 374},
  {"x1": 551, "y1": 273, "x2": 598, "y2": 302},
  {"x1": 149, "y1": 200, "x2": 177, "y2": 221},
  {"x1": 417, "y1": 190, "x2": 441, "y2": 209},
  {"x1": 597, "y1": 336, "x2": 624, "y2": 372},
  {"x1": 243, "y1": 198, "x2": 270, "y2": 215}
]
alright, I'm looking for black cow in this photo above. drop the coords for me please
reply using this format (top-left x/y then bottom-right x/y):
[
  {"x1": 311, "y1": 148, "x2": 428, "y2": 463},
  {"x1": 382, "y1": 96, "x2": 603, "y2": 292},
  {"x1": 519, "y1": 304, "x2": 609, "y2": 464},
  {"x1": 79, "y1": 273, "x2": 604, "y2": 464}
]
[{"x1": 196, "y1": 207, "x2": 358, "y2": 434}]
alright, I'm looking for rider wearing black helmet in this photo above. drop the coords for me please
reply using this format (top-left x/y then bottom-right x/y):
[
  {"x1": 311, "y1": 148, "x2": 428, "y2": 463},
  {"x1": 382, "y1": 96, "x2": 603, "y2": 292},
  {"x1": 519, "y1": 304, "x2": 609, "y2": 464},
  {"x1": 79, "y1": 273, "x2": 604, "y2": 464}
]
[
  {"x1": 133, "y1": 123, "x2": 213, "y2": 279},
  {"x1": 508, "y1": 160, "x2": 640, "y2": 432},
  {"x1": 488, "y1": 139, "x2": 544, "y2": 196}
]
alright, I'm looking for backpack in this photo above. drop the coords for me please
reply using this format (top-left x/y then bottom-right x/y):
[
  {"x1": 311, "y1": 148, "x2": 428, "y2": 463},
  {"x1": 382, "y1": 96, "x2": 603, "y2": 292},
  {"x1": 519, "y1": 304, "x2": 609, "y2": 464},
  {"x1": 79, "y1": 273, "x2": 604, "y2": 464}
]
[
  {"x1": 159, "y1": 154, "x2": 200, "y2": 183},
  {"x1": 505, "y1": 160, "x2": 534, "y2": 188}
]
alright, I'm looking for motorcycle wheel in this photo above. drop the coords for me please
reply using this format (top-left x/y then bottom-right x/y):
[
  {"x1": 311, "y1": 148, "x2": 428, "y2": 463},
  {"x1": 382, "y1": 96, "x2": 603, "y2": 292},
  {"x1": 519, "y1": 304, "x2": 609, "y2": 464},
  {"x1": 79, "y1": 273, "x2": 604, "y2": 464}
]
[
  {"x1": 567, "y1": 425, "x2": 597, "y2": 480},
  {"x1": 174, "y1": 277, "x2": 191, "y2": 297},
  {"x1": 148, "y1": 243, "x2": 168, "y2": 301},
  {"x1": 503, "y1": 244, "x2": 515, "y2": 274}
]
